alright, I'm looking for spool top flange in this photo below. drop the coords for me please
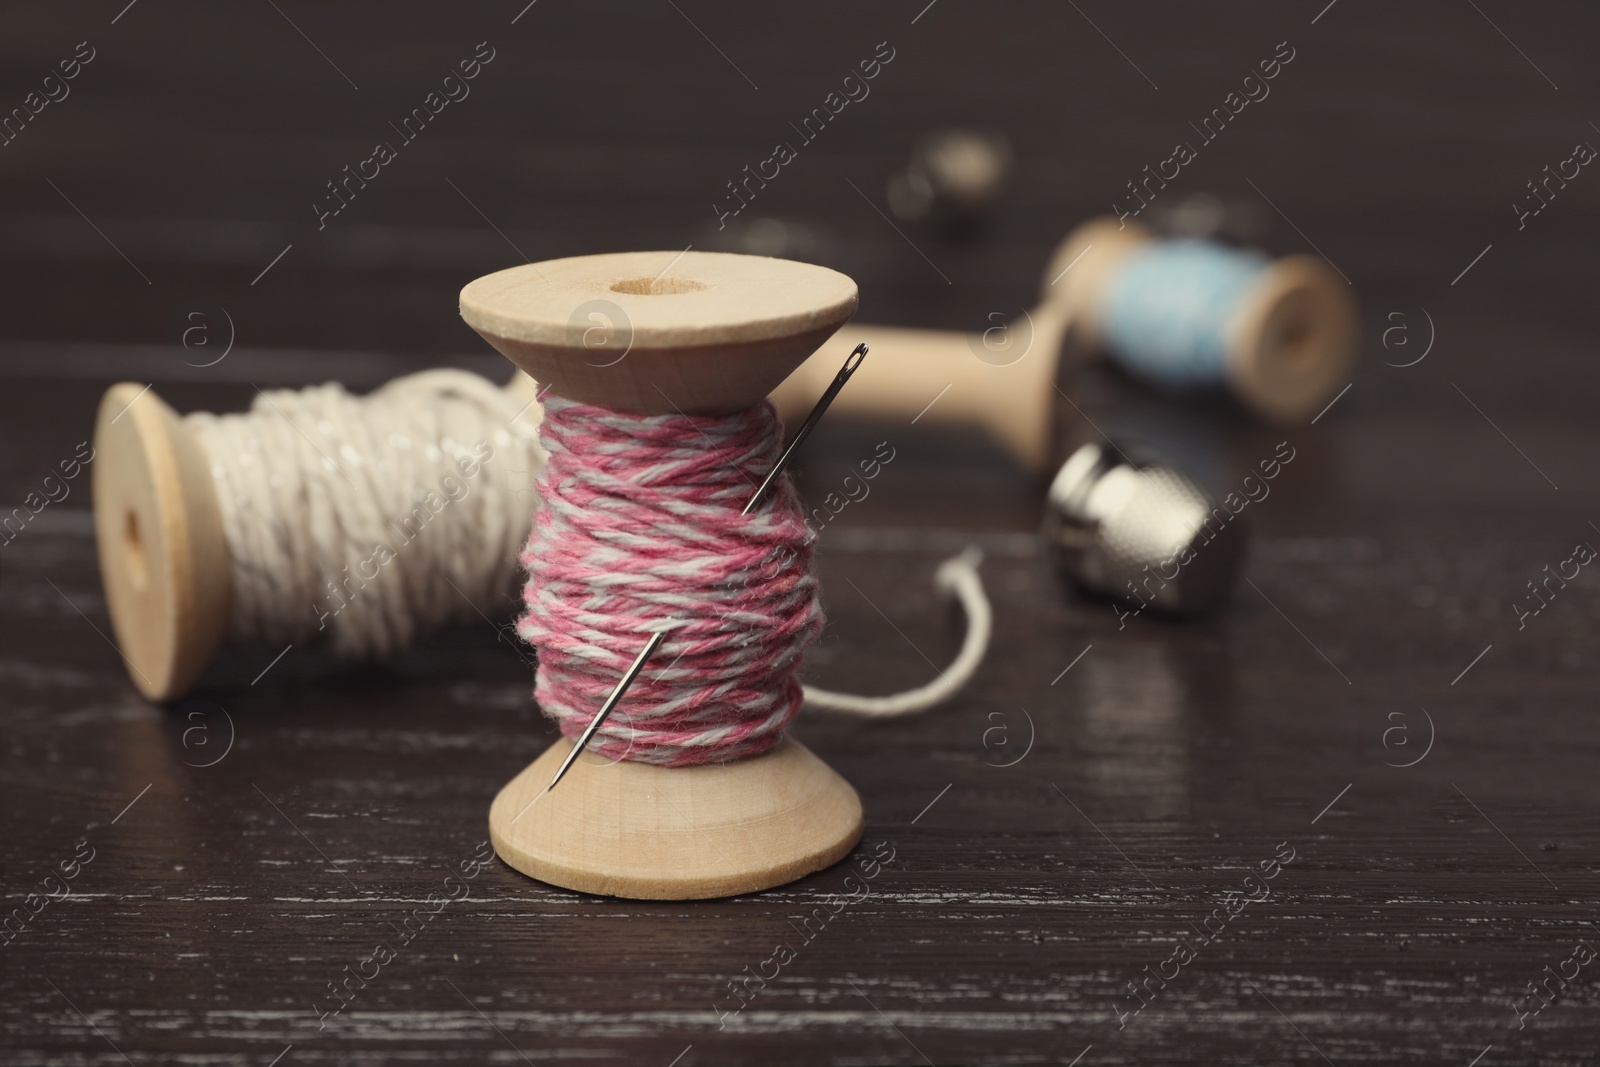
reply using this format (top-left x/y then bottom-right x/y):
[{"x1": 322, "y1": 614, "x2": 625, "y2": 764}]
[{"x1": 460, "y1": 251, "x2": 859, "y2": 416}]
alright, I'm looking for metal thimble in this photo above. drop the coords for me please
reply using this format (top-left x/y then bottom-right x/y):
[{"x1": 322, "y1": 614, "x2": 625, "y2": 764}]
[
  {"x1": 886, "y1": 129, "x2": 1012, "y2": 229},
  {"x1": 1041, "y1": 442, "x2": 1247, "y2": 615}
]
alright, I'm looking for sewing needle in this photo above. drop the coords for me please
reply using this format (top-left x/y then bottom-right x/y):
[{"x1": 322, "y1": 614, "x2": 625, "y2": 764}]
[
  {"x1": 743, "y1": 342, "x2": 868, "y2": 515},
  {"x1": 546, "y1": 628, "x2": 667, "y2": 792}
]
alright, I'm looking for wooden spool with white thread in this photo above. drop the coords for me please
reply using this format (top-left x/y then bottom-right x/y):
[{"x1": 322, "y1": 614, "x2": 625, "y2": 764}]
[
  {"x1": 462, "y1": 250, "x2": 865, "y2": 900},
  {"x1": 770, "y1": 216, "x2": 1355, "y2": 472},
  {"x1": 89, "y1": 373, "x2": 540, "y2": 702}
]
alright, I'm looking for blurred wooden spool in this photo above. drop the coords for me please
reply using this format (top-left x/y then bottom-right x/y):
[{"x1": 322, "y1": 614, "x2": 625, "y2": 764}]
[
  {"x1": 462, "y1": 250, "x2": 865, "y2": 900},
  {"x1": 771, "y1": 216, "x2": 1355, "y2": 471},
  {"x1": 89, "y1": 373, "x2": 540, "y2": 703},
  {"x1": 92, "y1": 383, "x2": 232, "y2": 702}
]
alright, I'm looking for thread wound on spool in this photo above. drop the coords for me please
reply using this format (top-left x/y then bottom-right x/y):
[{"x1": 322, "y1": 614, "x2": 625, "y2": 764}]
[
  {"x1": 1099, "y1": 239, "x2": 1269, "y2": 387},
  {"x1": 518, "y1": 395, "x2": 822, "y2": 767},
  {"x1": 187, "y1": 370, "x2": 542, "y2": 655}
]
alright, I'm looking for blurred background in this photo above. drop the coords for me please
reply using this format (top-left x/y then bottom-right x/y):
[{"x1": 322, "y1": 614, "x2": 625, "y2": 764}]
[{"x1": 2, "y1": 0, "x2": 1595, "y2": 525}]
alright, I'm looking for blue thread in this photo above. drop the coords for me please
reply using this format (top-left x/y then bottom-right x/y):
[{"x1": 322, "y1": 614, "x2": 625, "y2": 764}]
[{"x1": 1099, "y1": 240, "x2": 1269, "y2": 388}]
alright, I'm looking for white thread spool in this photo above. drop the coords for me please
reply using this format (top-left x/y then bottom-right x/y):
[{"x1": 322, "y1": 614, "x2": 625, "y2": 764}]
[{"x1": 91, "y1": 370, "x2": 542, "y2": 700}]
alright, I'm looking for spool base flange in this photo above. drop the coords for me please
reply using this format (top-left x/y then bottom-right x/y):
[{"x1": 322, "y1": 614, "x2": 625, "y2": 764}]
[{"x1": 488, "y1": 737, "x2": 865, "y2": 900}]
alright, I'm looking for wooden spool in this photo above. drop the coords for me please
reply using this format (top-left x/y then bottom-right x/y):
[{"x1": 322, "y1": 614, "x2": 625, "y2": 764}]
[
  {"x1": 92, "y1": 383, "x2": 233, "y2": 702},
  {"x1": 461, "y1": 250, "x2": 866, "y2": 900},
  {"x1": 770, "y1": 217, "x2": 1355, "y2": 469},
  {"x1": 1044, "y1": 217, "x2": 1356, "y2": 425},
  {"x1": 768, "y1": 315, "x2": 1067, "y2": 473},
  {"x1": 90, "y1": 374, "x2": 540, "y2": 702}
]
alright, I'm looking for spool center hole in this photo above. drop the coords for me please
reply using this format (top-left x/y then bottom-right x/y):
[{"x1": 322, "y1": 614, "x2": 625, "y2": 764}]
[
  {"x1": 610, "y1": 276, "x2": 708, "y2": 296},
  {"x1": 1274, "y1": 313, "x2": 1318, "y2": 374},
  {"x1": 123, "y1": 509, "x2": 149, "y2": 590}
]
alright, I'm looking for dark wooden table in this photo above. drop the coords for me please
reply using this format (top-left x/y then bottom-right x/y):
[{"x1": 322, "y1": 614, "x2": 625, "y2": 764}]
[{"x1": 4, "y1": 2, "x2": 1600, "y2": 1063}]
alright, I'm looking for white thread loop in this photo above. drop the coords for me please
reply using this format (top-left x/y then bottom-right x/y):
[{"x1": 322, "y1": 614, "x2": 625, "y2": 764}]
[{"x1": 803, "y1": 547, "x2": 992, "y2": 717}]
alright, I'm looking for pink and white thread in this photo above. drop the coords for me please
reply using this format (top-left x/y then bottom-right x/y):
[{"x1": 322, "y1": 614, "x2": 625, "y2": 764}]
[{"x1": 517, "y1": 394, "x2": 991, "y2": 767}]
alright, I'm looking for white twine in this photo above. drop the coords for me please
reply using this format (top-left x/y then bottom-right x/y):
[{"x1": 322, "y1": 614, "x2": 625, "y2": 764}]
[
  {"x1": 802, "y1": 547, "x2": 991, "y2": 717},
  {"x1": 185, "y1": 369, "x2": 543, "y2": 655}
]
